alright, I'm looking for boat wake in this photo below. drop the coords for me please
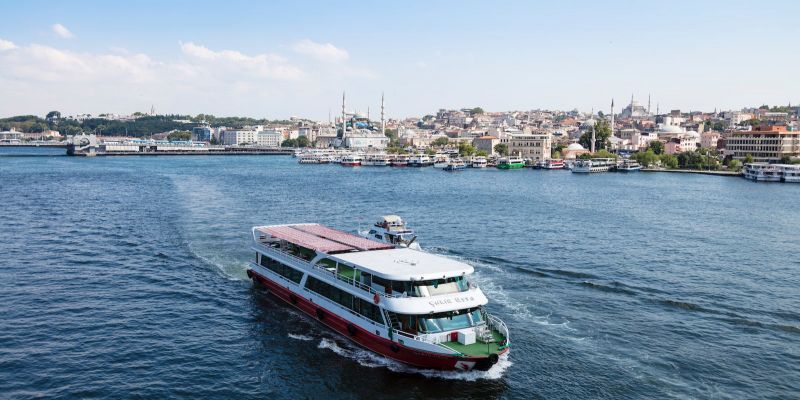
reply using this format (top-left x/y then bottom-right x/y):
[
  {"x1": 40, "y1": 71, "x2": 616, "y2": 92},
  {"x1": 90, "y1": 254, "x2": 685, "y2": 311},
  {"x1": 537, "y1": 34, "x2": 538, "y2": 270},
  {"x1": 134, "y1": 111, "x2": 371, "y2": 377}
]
[
  {"x1": 316, "y1": 337, "x2": 512, "y2": 381},
  {"x1": 287, "y1": 333, "x2": 315, "y2": 341}
]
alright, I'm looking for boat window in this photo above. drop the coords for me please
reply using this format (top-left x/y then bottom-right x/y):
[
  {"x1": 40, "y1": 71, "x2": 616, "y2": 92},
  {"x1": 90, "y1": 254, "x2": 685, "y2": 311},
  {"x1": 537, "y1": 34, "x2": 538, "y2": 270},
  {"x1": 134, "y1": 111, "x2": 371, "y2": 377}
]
[
  {"x1": 374, "y1": 234, "x2": 383, "y2": 240},
  {"x1": 415, "y1": 308, "x2": 481, "y2": 333},
  {"x1": 411, "y1": 276, "x2": 469, "y2": 296},
  {"x1": 305, "y1": 276, "x2": 382, "y2": 324},
  {"x1": 259, "y1": 255, "x2": 304, "y2": 284}
]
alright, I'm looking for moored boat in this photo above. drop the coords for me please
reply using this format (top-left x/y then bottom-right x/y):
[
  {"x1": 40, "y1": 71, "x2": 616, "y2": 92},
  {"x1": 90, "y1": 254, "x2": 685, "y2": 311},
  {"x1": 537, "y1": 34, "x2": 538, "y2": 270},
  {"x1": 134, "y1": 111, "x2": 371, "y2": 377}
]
[
  {"x1": 432, "y1": 154, "x2": 450, "y2": 169},
  {"x1": 363, "y1": 153, "x2": 391, "y2": 166},
  {"x1": 408, "y1": 154, "x2": 433, "y2": 167},
  {"x1": 497, "y1": 156, "x2": 525, "y2": 170},
  {"x1": 743, "y1": 163, "x2": 785, "y2": 182},
  {"x1": 471, "y1": 156, "x2": 488, "y2": 168},
  {"x1": 360, "y1": 215, "x2": 421, "y2": 249},
  {"x1": 444, "y1": 158, "x2": 467, "y2": 171},
  {"x1": 390, "y1": 154, "x2": 409, "y2": 167},
  {"x1": 341, "y1": 154, "x2": 363, "y2": 167},
  {"x1": 615, "y1": 159, "x2": 642, "y2": 172},
  {"x1": 248, "y1": 223, "x2": 509, "y2": 371},
  {"x1": 572, "y1": 158, "x2": 615, "y2": 173},
  {"x1": 542, "y1": 159, "x2": 565, "y2": 169}
]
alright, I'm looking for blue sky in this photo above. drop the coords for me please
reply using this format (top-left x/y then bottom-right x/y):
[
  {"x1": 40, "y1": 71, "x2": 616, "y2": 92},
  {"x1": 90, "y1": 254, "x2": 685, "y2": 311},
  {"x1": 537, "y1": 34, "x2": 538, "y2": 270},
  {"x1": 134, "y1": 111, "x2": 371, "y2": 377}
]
[{"x1": 1, "y1": 0, "x2": 798, "y2": 119}]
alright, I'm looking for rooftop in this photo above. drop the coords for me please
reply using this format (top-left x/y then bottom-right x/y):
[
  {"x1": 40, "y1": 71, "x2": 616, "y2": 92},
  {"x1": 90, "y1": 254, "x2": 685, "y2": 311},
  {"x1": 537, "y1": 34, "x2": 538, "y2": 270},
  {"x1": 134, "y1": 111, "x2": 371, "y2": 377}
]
[
  {"x1": 255, "y1": 224, "x2": 393, "y2": 254},
  {"x1": 331, "y1": 247, "x2": 474, "y2": 281}
]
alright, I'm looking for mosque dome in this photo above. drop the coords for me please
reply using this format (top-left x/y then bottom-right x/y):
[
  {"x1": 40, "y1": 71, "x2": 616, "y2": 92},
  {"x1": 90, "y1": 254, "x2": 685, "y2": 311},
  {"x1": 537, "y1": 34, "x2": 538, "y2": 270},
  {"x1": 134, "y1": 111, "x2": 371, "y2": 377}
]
[{"x1": 566, "y1": 143, "x2": 585, "y2": 151}]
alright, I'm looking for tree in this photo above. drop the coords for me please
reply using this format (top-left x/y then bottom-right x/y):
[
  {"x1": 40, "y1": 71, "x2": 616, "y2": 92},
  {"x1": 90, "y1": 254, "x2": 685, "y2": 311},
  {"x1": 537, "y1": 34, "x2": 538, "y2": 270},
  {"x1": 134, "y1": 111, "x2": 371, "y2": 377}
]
[
  {"x1": 458, "y1": 142, "x2": 476, "y2": 157},
  {"x1": 729, "y1": 159, "x2": 741, "y2": 170},
  {"x1": 432, "y1": 137, "x2": 449, "y2": 147},
  {"x1": 741, "y1": 118, "x2": 761, "y2": 126},
  {"x1": 168, "y1": 130, "x2": 192, "y2": 141},
  {"x1": 648, "y1": 140, "x2": 664, "y2": 155},
  {"x1": 425, "y1": 148, "x2": 436, "y2": 156},
  {"x1": 552, "y1": 150, "x2": 561, "y2": 159},
  {"x1": 634, "y1": 149, "x2": 658, "y2": 167},
  {"x1": 476, "y1": 150, "x2": 488, "y2": 157},
  {"x1": 470, "y1": 107, "x2": 484, "y2": 115},
  {"x1": 494, "y1": 143, "x2": 509, "y2": 156},
  {"x1": 578, "y1": 120, "x2": 612, "y2": 151},
  {"x1": 660, "y1": 153, "x2": 678, "y2": 169},
  {"x1": 281, "y1": 138, "x2": 298, "y2": 147},
  {"x1": 296, "y1": 136, "x2": 310, "y2": 147},
  {"x1": 45, "y1": 111, "x2": 61, "y2": 127},
  {"x1": 744, "y1": 154, "x2": 754, "y2": 164}
]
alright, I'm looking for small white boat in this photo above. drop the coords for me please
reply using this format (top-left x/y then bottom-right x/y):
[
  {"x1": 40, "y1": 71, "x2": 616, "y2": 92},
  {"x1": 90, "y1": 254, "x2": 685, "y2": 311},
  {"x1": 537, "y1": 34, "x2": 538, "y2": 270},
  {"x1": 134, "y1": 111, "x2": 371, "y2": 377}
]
[
  {"x1": 572, "y1": 158, "x2": 615, "y2": 173},
  {"x1": 471, "y1": 156, "x2": 488, "y2": 168},
  {"x1": 444, "y1": 158, "x2": 467, "y2": 171},
  {"x1": 341, "y1": 154, "x2": 363, "y2": 167},
  {"x1": 615, "y1": 159, "x2": 642, "y2": 172},
  {"x1": 360, "y1": 215, "x2": 421, "y2": 250}
]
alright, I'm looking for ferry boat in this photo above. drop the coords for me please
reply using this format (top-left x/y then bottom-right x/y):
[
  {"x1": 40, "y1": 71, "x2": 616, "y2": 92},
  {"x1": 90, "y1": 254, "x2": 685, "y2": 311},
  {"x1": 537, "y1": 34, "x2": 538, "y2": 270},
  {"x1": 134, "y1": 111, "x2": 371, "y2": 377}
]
[
  {"x1": 298, "y1": 153, "x2": 320, "y2": 164},
  {"x1": 471, "y1": 156, "x2": 488, "y2": 168},
  {"x1": 541, "y1": 159, "x2": 565, "y2": 169},
  {"x1": 497, "y1": 156, "x2": 525, "y2": 170},
  {"x1": 248, "y1": 223, "x2": 509, "y2": 371},
  {"x1": 390, "y1": 154, "x2": 409, "y2": 167},
  {"x1": 408, "y1": 154, "x2": 433, "y2": 167},
  {"x1": 444, "y1": 158, "x2": 467, "y2": 171},
  {"x1": 363, "y1": 153, "x2": 391, "y2": 166},
  {"x1": 360, "y1": 215, "x2": 421, "y2": 250},
  {"x1": 783, "y1": 164, "x2": 800, "y2": 183},
  {"x1": 432, "y1": 155, "x2": 450, "y2": 169},
  {"x1": 743, "y1": 163, "x2": 784, "y2": 182},
  {"x1": 572, "y1": 158, "x2": 616, "y2": 173},
  {"x1": 615, "y1": 159, "x2": 642, "y2": 172},
  {"x1": 341, "y1": 154, "x2": 363, "y2": 167}
]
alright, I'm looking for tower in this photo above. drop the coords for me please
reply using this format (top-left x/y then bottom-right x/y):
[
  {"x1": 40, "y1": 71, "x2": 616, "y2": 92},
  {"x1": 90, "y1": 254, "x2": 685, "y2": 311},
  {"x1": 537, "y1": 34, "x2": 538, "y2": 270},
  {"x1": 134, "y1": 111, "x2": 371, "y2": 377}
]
[
  {"x1": 610, "y1": 98, "x2": 615, "y2": 137},
  {"x1": 647, "y1": 93, "x2": 651, "y2": 115},
  {"x1": 591, "y1": 123, "x2": 596, "y2": 153},
  {"x1": 341, "y1": 91, "x2": 346, "y2": 139},
  {"x1": 380, "y1": 92, "x2": 385, "y2": 136}
]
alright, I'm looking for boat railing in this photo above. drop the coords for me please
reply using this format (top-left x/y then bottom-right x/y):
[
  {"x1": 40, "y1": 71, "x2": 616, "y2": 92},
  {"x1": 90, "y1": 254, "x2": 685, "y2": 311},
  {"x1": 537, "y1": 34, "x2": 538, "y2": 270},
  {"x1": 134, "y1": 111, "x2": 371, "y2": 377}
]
[
  {"x1": 310, "y1": 263, "x2": 404, "y2": 299},
  {"x1": 487, "y1": 313, "x2": 510, "y2": 343}
]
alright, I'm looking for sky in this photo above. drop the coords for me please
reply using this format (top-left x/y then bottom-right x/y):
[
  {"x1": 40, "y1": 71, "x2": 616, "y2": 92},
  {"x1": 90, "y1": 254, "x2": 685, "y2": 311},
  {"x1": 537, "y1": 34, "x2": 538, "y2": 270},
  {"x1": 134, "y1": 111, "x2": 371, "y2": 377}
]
[{"x1": 1, "y1": 0, "x2": 799, "y2": 120}]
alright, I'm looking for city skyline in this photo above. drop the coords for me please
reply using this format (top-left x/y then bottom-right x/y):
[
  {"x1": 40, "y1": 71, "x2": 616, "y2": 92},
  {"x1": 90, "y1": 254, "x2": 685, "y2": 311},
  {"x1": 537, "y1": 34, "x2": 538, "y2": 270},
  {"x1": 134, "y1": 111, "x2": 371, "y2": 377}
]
[{"x1": 1, "y1": 0, "x2": 799, "y2": 120}]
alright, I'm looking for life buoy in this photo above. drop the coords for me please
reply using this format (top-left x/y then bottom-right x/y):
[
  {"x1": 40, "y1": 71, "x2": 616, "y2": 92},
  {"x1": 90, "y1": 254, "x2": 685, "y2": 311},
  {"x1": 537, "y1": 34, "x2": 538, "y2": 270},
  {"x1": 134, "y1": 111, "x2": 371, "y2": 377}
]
[
  {"x1": 315, "y1": 308, "x2": 324, "y2": 320},
  {"x1": 373, "y1": 293, "x2": 380, "y2": 304},
  {"x1": 347, "y1": 324, "x2": 357, "y2": 336}
]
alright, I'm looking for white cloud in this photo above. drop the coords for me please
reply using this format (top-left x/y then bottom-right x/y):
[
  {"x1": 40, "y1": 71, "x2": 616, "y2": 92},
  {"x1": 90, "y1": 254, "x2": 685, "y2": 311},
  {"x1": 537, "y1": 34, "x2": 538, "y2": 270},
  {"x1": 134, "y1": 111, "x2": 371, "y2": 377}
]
[
  {"x1": 52, "y1": 23, "x2": 74, "y2": 39},
  {"x1": 179, "y1": 41, "x2": 303, "y2": 80},
  {"x1": 0, "y1": 39, "x2": 17, "y2": 51},
  {"x1": 292, "y1": 39, "x2": 349, "y2": 62}
]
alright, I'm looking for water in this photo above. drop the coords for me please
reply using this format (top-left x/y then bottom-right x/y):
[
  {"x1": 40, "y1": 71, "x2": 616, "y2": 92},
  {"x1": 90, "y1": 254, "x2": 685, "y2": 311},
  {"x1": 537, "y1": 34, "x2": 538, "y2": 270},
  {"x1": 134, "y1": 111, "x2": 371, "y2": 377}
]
[{"x1": 1, "y1": 149, "x2": 799, "y2": 399}]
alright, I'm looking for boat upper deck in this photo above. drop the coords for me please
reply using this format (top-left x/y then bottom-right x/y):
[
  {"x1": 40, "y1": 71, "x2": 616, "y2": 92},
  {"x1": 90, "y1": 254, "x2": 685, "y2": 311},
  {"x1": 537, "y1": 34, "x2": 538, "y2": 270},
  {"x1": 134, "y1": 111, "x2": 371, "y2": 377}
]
[{"x1": 255, "y1": 224, "x2": 394, "y2": 254}]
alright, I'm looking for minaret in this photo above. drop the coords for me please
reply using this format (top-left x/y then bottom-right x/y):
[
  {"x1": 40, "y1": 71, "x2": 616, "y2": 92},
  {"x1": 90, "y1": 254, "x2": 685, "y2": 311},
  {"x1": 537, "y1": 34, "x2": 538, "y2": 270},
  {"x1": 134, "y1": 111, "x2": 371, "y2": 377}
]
[
  {"x1": 610, "y1": 98, "x2": 615, "y2": 137},
  {"x1": 380, "y1": 92, "x2": 385, "y2": 136},
  {"x1": 367, "y1": 106, "x2": 370, "y2": 121},
  {"x1": 591, "y1": 122, "x2": 596, "y2": 153},
  {"x1": 647, "y1": 94, "x2": 651, "y2": 115},
  {"x1": 341, "y1": 91, "x2": 347, "y2": 139}
]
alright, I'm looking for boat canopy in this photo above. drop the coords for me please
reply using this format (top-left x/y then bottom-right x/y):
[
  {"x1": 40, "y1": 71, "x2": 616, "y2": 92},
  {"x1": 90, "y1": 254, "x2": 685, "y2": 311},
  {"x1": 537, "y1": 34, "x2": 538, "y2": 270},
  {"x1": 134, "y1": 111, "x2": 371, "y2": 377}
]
[
  {"x1": 381, "y1": 215, "x2": 403, "y2": 224},
  {"x1": 256, "y1": 224, "x2": 393, "y2": 253},
  {"x1": 331, "y1": 248, "x2": 474, "y2": 281}
]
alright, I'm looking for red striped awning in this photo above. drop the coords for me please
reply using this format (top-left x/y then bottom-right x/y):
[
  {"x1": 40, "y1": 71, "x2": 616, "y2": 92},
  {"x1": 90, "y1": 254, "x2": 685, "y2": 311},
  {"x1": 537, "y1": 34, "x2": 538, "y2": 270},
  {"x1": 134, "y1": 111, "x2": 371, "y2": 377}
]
[{"x1": 257, "y1": 224, "x2": 393, "y2": 253}]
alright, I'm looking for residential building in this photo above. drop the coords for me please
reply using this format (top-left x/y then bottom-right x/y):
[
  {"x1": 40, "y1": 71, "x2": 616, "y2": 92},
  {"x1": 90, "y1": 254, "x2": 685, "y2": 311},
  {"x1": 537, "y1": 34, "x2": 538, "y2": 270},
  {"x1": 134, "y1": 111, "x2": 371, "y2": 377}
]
[
  {"x1": 700, "y1": 131, "x2": 721, "y2": 149},
  {"x1": 221, "y1": 129, "x2": 258, "y2": 145},
  {"x1": 257, "y1": 130, "x2": 282, "y2": 147}
]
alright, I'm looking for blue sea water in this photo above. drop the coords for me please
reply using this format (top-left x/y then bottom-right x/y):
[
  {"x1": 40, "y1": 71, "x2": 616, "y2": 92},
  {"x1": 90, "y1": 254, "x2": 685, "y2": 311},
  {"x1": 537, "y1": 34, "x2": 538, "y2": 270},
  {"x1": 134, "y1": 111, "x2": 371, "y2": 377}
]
[{"x1": 1, "y1": 148, "x2": 799, "y2": 399}]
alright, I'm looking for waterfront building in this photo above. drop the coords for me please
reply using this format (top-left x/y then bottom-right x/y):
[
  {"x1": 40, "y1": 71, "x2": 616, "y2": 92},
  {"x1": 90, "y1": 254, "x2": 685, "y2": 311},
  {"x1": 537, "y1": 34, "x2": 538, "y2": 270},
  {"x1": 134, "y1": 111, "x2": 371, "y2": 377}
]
[
  {"x1": 221, "y1": 129, "x2": 259, "y2": 146},
  {"x1": 473, "y1": 136, "x2": 499, "y2": 155},
  {"x1": 0, "y1": 128, "x2": 23, "y2": 143},
  {"x1": 500, "y1": 133, "x2": 552, "y2": 161},
  {"x1": 665, "y1": 132, "x2": 700, "y2": 154},
  {"x1": 191, "y1": 125, "x2": 212, "y2": 142},
  {"x1": 701, "y1": 131, "x2": 721, "y2": 149},
  {"x1": 257, "y1": 130, "x2": 282, "y2": 147},
  {"x1": 726, "y1": 125, "x2": 800, "y2": 162}
]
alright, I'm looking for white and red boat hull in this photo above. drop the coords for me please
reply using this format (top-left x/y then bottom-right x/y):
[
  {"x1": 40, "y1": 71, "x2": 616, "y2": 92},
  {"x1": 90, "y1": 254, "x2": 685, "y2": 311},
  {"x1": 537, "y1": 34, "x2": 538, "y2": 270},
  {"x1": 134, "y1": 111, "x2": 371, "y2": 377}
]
[{"x1": 247, "y1": 269, "x2": 507, "y2": 371}]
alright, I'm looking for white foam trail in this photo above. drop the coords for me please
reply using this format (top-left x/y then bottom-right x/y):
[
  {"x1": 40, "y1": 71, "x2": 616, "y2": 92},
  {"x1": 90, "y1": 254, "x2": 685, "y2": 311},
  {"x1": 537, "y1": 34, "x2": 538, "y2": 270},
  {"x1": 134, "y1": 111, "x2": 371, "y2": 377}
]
[
  {"x1": 287, "y1": 333, "x2": 314, "y2": 341},
  {"x1": 316, "y1": 338, "x2": 512, "y2": 380}
]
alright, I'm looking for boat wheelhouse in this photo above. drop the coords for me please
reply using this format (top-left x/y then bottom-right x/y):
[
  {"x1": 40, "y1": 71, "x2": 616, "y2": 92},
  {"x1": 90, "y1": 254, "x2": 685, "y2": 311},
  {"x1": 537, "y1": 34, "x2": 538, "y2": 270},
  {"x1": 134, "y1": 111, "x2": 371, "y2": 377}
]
[
  {"x1": 572, "y1": 158, "x2": 615, "y2": 173},
  {"x1": 497, "y1": 156, "x2": 525, "y2": 170},
  {"x1": 248, "y1": 223, "x2": 509, "y2": 371}
]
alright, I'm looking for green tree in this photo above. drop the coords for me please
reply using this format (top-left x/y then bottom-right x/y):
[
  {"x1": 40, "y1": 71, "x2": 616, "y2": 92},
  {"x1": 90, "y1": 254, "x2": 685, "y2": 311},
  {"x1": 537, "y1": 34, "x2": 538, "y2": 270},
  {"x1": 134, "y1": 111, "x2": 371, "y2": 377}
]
[
  {"x1": 728, "y1": 159, "x2": 741, "y2": 170},
  {"x1": 648, "y1": 140, "x2": 664, "y2": 155},
  {"x1": 552, "y1": 150, "x2": 561, "y2": 159},
  {"x1": 470, "y1": 107, "x2": 484, "y2": 115},
  {"x1": 634, "y1": 149, "x2": 658, "y2": 167},
  {"x1": 744, "y1": 154, "x2": 754, "y2": 164},
  {"x1": 476, "y1": 150, "x2": 488, "y2": 157},
  {"x1": 167, "y1": 130, "x2": 191, "y2": 141},
  {"x1": 296, "y1": 136, "x2": 310, "y2": 147},
  {"x1": 494, "y1": 143, "x2": 509, "y2": 156},
  {"x1": 45, "y1": 111, "x2": 61, "y2": 127},
  {"x1": 660, "y1": 153, "x2": 678, "y2": 169},
  {"x1": 458, "y1": 142, "x2": 476, "y2": 157},
  {"x1": 432, "y1": 137, "x2": 449, "y2": 147},
  {"x1": 579, "y1": 120, "x2": 612, "y2": 151},
  {"x1": 281, "y1": 138, "x2": 298, "y2": 147},
  {"x1": 425, "y1": 148, "x2": 437, "y2": 156}
]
